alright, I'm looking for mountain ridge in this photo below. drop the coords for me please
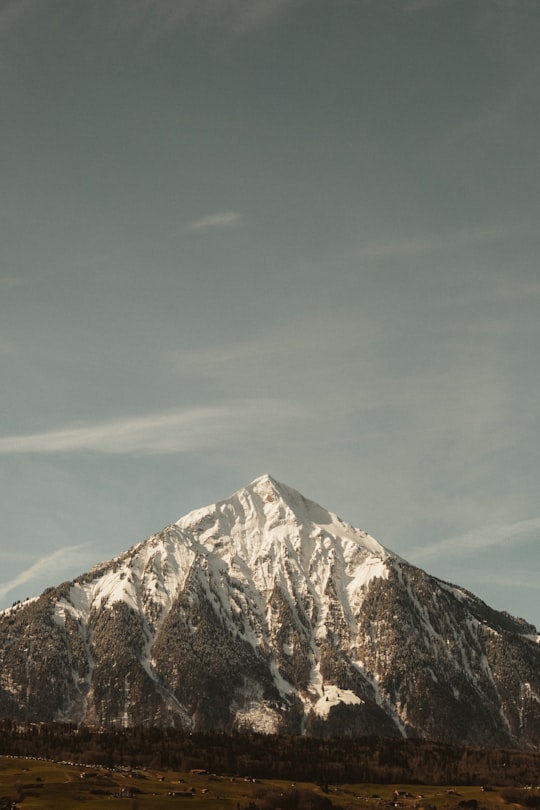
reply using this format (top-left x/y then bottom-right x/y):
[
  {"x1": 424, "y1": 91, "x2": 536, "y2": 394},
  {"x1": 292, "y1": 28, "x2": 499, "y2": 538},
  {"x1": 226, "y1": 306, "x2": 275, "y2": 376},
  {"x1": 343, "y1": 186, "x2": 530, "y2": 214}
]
[{"x1": 0, "y1": 474, "x2": 539, "y2": 747}]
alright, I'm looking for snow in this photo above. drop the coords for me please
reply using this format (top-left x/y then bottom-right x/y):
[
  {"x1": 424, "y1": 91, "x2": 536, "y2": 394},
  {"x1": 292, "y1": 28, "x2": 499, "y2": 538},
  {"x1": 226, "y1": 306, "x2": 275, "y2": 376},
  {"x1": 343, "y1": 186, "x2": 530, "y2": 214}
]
[
  {"x1": 313, "y1": 684, "x2": 363, "y2": 717},
  {"x1": 35, "y1": 474, "x2": 507, "y2": 735},
  {"x1": 45, "y1": 473, "x2": 396, "y2": 726},
  {"x1": 3, "y1": 472, "x2": 539, "y2": 742},
  {"x1": 0, "y1": 596, "x2": 38, "y2": 617},
  {"x1": 174, "y1": 474, "x2": 391, "y2": 640},
  {"x1": 234, "y1": 701, "x2": 282, "y2": 734},
  {"x1": 231, "y1": 678, "x2": 284, "y2": 734},
  {"x1": 269, "y1": 659, "x2": 296, "y2": 697},
  {"x1": 55, "y1": 528, "x2": 199, "y2": 626}
]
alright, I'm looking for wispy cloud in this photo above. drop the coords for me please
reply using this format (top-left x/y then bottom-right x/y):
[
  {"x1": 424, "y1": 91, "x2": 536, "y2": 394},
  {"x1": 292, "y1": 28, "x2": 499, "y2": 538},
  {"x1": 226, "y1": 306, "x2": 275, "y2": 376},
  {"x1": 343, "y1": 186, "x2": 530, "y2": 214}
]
[
  {"x1": 185, "y1": 210, "x2": 242, "y2": 233},
  {"x1": 171, "y1": 315, "x2": 515, "y2": 475},
  {"x1": 2, "y1": 0, "x2": 300, "y2": 44},
  {"x1": 404, "y1": 0, "x2": 453, "y2": 11},
  {"x1": 0, "y1": 400, "x2": 305, "y2": 456},
  {"x1": 356, "y1": 223, "x2": 520, "y2": 258},
  {"x1": 0, "y1": 545, "x2": 91, "y2": 602},
  {"x1": 406, "y1": 517, "x2": 540, "y2": 563},
  {"x1": 459, "y1": 569, "x2": 540, "y2": 591},
  {"x1": 104, "y1": 0, "x2": 298, "y2": 41},
  {"x1": 171, "y1": 316, "x2": 383, "y2": 419}
]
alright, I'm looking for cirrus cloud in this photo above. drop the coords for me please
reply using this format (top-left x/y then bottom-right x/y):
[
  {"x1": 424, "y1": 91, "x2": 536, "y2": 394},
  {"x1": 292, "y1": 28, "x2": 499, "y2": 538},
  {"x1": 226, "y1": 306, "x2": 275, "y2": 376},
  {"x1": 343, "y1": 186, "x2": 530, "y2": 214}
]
[
  {"x1": 103, "y1": 0, "x2": 301, "y2": 42},
  {"x1": 0, "y1": 400, "x2": 305, "y2": 456},
  {"x1": 185, "y1": 210, "x2": 242, "y2": 233},
  {"x1": 406, "y1": 516, "x2": 540, "y2": 563},
  {"x1": 0, "y1": 544, "x2": 92, "y2": 603}
]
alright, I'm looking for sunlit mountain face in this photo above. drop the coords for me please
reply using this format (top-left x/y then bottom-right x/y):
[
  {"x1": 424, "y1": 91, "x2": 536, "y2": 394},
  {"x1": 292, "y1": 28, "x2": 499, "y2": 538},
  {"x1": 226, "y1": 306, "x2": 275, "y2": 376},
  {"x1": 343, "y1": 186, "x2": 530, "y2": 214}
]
[{"x1": 1, "y1": 475, "x2": 539, "y2": 746}]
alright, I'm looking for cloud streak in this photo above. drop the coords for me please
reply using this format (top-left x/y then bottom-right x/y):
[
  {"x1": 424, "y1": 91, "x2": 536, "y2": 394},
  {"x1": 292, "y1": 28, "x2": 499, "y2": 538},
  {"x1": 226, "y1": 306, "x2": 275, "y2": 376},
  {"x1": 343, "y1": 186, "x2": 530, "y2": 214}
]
[
  {"x1": 105, "y1": 0, "x2": 298, "y2": 41},
  {"x1": 0, "y1": 545, "x2": 91, "y2": 603},
  {"x1": 459, "y1": 569, "x2": 540, "y2": 591},
  {"x1": 404, "y1": 0, "x2": 453, "y2": 11},
  {"x1": 356, "y1": 222, "x2": 520, "y2": 259},
  {"x1": 1, "y1": 0, "x2": 300, "y2": 44},
  {"x1": 406, "y1": 517, "x2": 540, "y2": 563},
  {"x1": 185, "y1": 210, "x2": 242, "y2": 233},
  {"x1": 0, "y1": 400, "x2": 305, "y2": 456}
]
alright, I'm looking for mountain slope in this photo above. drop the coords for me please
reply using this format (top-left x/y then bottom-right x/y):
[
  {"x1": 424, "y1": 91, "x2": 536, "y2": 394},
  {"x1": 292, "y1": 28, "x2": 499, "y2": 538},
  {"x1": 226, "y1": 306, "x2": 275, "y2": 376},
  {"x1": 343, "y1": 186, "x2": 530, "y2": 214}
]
[{"x1": 1, "y1": 475, "x2": 539, "y2": 746}]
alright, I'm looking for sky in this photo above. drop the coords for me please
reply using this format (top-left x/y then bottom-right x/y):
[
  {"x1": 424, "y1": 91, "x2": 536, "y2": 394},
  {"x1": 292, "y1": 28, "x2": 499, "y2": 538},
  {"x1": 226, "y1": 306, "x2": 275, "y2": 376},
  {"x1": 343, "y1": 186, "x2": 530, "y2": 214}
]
[{"x1": 1, "y1": 0, "x2": 539, "y2": 629}]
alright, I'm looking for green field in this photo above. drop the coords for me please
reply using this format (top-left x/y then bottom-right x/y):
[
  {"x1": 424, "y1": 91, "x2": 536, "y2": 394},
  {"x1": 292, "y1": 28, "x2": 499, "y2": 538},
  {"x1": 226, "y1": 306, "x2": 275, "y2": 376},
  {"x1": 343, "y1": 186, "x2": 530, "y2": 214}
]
[{"x1": 0, "y1": 756, "x2": 521, "y2": 810}]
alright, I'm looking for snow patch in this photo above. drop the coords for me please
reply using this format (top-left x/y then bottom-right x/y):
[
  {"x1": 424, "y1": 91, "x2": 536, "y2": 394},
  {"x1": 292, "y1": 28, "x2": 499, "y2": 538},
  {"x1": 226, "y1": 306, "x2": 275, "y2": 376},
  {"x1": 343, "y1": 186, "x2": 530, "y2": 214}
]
[
  {"x1": 234, "y1": 701, "x2": 281, "y2": 734},
  {"x1": 313, "y1": 684, "x2": 363, "y2": 717}
]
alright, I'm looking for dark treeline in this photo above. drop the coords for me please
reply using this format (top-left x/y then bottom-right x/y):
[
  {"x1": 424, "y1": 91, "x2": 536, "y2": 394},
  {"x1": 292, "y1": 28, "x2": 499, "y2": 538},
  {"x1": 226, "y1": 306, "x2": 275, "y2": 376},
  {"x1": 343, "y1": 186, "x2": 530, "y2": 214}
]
[{"x1": 0, "y1": 721, "x2": 539, "y2": 786}]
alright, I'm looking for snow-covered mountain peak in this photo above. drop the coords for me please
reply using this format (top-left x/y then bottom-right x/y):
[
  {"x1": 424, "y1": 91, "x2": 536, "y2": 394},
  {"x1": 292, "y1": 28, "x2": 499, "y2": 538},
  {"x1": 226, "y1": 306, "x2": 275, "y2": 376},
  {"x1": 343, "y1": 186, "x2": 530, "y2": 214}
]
[
  {"x1": 175, "y1": 474, "x2": 391, "y2": 563},
  {"x1": 1, "y1": 475, "x2": 539, "y2": 744},
  {"x1": 56, "y1": 476, "x2": 392, "y2": 625}
]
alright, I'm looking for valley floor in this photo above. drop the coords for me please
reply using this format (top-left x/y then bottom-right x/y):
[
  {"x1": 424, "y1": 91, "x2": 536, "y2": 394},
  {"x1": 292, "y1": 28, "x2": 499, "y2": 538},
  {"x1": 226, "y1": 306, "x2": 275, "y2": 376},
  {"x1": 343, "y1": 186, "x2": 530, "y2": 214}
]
[{"x1": 0, "y1": 756, "x2": 536, "y2": 810}]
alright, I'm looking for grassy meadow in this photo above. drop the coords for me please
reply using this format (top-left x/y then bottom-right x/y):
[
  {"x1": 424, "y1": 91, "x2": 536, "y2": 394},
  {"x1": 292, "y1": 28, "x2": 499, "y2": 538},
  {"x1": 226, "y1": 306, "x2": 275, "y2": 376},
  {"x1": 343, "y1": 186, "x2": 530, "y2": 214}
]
[{"x1": 0, "y1": 755, "x2": 524, "y2": 810}]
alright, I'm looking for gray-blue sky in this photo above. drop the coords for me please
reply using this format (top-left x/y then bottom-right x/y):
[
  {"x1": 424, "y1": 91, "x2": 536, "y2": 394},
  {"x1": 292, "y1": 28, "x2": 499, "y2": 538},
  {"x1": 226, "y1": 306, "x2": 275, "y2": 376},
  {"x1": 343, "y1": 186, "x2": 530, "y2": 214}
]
[{"x1": 1, "y1": 0, "x2": 539, "y2": 627}]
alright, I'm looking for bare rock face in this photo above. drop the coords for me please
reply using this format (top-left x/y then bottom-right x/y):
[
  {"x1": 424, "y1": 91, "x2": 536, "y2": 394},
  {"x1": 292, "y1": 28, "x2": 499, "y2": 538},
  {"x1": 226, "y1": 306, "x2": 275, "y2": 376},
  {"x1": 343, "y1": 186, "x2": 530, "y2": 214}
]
[{"x1": 1, "y1": 474, "x2": 539, "y2": 746}]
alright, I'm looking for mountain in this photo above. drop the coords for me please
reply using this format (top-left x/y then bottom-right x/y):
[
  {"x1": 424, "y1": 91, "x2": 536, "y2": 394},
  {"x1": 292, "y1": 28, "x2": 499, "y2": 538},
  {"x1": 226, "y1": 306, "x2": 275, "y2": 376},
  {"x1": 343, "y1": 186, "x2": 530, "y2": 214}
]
[{"x1": 1, "y1": 474, "x2": 539, "y2": 747}]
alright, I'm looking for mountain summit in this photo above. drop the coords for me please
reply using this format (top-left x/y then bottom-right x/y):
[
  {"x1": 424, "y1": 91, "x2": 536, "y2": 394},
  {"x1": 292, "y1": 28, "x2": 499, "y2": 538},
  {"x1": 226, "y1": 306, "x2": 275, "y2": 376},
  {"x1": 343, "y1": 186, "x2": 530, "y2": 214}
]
[{"x1": 1, "y1": 475, "x2": 539, "y2": 746}]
